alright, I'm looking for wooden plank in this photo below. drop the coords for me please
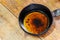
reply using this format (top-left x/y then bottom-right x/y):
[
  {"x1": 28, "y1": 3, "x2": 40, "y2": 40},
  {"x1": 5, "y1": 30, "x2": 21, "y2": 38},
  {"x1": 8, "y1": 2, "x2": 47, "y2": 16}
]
[
  {"x1": 1, "y1": 0, "x2": 60, "y2": 17},
  {"x1": 0, "y1": 0, "x2": 60, "y2": 40},
  {"x1": 0, "y1": 0, "x2": 33, "y2": 17}
]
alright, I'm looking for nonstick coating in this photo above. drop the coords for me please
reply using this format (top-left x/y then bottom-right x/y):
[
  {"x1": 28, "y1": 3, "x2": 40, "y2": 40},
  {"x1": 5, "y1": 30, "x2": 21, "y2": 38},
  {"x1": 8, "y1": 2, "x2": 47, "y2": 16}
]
[{"x1": 19, "y1": 4, "x2": 53, "y2": 36}]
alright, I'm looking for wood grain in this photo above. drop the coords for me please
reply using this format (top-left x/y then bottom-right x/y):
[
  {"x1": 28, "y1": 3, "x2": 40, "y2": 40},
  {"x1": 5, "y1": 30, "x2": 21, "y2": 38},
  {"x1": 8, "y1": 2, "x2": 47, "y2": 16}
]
[
  {"x1": 1, "y1": 0, "x2": 60, "y2": 17},
  {"x1": 0, "y1": 0, "x2": 60, "y2": 40},
  {"x1": 0, "y1": 4, "x2": 41, "y2": 40}
]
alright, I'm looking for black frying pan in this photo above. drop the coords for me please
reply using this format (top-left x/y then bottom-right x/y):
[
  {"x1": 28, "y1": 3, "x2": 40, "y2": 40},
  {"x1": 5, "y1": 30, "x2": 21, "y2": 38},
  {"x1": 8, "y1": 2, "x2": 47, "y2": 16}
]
[{"x1": 19, "y1": 4, "x2": 53, "y2": 36}]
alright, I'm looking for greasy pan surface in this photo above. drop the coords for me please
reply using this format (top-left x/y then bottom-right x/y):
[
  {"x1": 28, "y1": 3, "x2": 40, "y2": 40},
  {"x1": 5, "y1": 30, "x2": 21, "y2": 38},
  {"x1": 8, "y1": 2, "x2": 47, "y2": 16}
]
[{"x1": 19, "y1": 4, "x2": 53, "y2": 36}]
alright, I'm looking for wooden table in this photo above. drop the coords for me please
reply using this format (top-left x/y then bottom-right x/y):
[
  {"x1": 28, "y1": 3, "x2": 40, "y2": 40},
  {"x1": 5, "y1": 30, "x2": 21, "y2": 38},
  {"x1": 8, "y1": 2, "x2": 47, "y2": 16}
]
[{"x1": 0, "y1": 0, "x2": 60, "y2": 40}]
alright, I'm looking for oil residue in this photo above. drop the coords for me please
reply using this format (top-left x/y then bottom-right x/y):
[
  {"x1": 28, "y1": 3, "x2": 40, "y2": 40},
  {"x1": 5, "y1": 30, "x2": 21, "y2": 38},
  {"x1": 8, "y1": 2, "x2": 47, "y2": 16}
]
[
  {"x1": 32, "y1": 18, "x2": 44, "y2": 27},
  {"x1": 24, "y1": 12, "x2": 48, "y2": 34}
]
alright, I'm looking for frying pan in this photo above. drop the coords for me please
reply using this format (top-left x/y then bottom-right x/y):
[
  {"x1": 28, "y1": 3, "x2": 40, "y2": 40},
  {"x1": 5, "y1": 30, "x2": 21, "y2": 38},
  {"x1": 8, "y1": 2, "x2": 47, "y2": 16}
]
[{"x1": 19, "y1": 4, "x2": 53, "y2": 36}]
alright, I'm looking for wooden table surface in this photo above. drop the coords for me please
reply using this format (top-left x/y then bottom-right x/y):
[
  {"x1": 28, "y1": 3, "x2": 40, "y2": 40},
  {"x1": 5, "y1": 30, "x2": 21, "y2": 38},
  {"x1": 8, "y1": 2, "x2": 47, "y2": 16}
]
[{"x1": 0, "y1": 0, "x2": 60, "y2": 40}]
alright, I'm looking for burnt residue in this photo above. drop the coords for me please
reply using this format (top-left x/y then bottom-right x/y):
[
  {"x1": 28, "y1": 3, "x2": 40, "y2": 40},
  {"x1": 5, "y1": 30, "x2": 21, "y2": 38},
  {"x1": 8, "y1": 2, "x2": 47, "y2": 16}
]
[{"x1": 32, "y1": 18, "x2": 44, "y2": 27}]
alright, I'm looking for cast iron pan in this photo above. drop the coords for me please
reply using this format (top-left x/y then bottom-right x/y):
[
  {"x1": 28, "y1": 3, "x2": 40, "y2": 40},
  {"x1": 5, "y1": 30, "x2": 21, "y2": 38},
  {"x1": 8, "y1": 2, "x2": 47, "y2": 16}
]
[{"x1": 19, "y1": 4, "x2": 53, "y2": 36}]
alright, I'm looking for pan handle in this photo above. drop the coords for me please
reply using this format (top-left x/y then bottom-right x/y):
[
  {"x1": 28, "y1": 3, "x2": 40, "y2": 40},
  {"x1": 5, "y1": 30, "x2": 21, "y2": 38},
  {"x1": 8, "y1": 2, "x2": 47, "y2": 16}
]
[{"x1": 52, "y1": 9, "x2": 60, "y2": 17}]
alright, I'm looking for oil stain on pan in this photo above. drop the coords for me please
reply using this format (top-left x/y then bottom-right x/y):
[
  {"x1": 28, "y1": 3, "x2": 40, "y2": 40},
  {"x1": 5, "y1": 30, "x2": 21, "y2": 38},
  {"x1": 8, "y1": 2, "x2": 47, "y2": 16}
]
[{"x1": 19, "y1": 4, "x2": 53, "y2": 36}]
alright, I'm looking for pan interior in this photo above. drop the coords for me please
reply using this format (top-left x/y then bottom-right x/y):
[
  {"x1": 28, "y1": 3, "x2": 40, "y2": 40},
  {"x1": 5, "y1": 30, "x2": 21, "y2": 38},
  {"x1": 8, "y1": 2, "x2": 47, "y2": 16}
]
[{"x1": 23, "y1": 12, "x2": 49, "y2": 34}]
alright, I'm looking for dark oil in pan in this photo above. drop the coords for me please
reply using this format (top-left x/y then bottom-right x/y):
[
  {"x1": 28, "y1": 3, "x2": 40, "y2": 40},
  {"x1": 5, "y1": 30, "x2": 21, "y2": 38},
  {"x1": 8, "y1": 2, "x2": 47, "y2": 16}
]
[{"x1": 23, "y1": 12, "x2": 49, "y2": 34}]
